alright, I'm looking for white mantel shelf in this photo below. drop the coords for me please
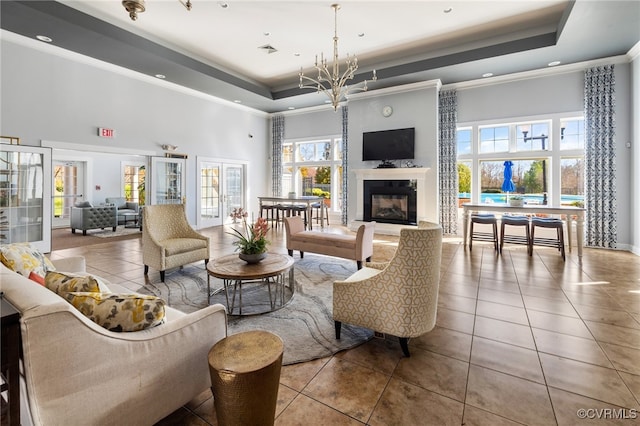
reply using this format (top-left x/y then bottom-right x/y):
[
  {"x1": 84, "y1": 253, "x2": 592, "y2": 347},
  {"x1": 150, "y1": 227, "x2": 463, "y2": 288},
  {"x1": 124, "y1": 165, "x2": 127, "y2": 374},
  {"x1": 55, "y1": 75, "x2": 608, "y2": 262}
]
[{"x1": 350, "y1": 167, "x2": 437, "y2": 236}]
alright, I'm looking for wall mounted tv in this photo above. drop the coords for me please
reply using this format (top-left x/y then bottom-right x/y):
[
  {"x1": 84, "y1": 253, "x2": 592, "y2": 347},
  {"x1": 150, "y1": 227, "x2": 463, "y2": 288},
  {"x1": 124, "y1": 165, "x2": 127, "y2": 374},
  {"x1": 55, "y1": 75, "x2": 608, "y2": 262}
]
[{"x1": 362, "y1": 128, "x2": 415, "y2": 163}]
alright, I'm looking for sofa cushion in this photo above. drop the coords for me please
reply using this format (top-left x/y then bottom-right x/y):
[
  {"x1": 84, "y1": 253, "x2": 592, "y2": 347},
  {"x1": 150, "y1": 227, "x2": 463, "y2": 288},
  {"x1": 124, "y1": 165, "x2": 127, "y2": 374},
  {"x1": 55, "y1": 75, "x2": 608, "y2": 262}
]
[
  {"x1": 74, "y1": 201, "x2": 93, "y2": 208},
  {"x1": 64, "y1": 292, "x2": 166, "y2": 332},
  {"x1": 0, "y1": 243, "x2": 56, "y2": 277},
  {"x1": 45, "y1": 271, "x2": 103, "y2": 296},
  {"x1": 105, "y1": 197, "x2": 126, "y2": 209}
]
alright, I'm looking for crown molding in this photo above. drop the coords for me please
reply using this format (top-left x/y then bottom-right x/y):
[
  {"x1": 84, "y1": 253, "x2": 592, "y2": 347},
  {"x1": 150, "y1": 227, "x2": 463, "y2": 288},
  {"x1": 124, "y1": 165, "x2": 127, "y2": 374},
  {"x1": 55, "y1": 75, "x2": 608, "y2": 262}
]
[
  {"x1": 628, "y1": 41, "x2": 640, "y2": 61},
  {"x1": 442, "y1": 54, "x2": 630, "y2": 91}
]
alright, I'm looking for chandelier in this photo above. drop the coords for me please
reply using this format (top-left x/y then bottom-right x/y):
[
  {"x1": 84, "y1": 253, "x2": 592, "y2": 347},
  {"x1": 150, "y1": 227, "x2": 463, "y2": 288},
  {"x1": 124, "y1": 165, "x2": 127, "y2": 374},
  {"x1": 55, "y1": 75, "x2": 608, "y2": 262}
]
[
  {"x1": 122, "y1": 0, "x2": 192, "y2": 21},
  {"x1": 299, "y1": 4, "x2": 376, "y2": 111}
]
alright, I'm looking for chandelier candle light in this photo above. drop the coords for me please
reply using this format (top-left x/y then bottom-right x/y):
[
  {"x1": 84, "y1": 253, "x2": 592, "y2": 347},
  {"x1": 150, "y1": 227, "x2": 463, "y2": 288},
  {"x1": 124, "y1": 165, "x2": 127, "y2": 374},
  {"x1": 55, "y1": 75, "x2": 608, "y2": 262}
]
[{"x1": 299, "y1": 4, "x2": 376, "y2": 111}]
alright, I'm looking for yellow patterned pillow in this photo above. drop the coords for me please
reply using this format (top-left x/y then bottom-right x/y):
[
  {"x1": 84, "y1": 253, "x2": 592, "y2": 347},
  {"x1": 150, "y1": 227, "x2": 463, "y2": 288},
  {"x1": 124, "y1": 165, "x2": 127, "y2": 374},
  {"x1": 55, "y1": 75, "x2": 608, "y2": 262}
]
[
  {"x1": 0, "y1": 243, "x2": 56, "y2": 277},
  {"x1": 64, "y1": 292, "x2": 166, "y2": 332},
  {"x1": 45, "y1": 271, "x2": 102, "y2": 295}
]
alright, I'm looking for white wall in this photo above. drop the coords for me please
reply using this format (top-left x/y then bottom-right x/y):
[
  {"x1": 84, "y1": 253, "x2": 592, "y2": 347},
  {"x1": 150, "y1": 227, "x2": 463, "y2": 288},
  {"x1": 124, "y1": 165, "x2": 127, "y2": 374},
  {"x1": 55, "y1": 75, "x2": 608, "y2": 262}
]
[
  {"x1": 0, "y1": 38, "x2": 270, "y2": 223},
  {"x1": 631, "y1": 53, "x2": 640, "y2": 255}
]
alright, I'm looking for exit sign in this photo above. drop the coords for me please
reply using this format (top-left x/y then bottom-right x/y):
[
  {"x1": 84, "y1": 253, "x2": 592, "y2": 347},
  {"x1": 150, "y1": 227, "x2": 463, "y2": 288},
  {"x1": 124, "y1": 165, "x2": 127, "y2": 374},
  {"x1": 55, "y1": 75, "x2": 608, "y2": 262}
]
[{"x1": 98, "y1": 127, "x2": 116, "y2": 138}]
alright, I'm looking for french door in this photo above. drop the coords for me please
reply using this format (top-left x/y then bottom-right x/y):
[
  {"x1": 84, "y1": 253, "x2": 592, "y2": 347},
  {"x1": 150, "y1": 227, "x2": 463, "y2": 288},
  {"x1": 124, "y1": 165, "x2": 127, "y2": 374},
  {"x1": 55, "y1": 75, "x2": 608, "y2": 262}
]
[
  {"x1": 196, "y1": 158, "x2": 246, "y2": 229},
  {"x1": 52, "y1": 160, "x2": 85, "y2": 228}
]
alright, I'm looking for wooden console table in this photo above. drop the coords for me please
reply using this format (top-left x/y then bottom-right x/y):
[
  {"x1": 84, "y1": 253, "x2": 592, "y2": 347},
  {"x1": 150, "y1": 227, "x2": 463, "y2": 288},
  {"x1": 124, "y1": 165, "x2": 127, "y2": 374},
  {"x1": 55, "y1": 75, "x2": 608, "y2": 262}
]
[
  {"x1": 462, "y1": 203, "x2": 585, "y2": 258},
  {"x1": 1, "y1": 297, "x2": 21, "y2": 426}
]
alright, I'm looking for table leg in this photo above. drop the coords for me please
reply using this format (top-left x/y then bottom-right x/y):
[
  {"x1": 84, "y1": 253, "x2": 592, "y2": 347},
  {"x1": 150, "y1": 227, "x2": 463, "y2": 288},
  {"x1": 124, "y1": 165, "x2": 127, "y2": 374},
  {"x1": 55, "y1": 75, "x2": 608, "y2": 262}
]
[
  {"x1": 462, "y1": 208, "x2": 470, "y2": 248},
  {"x1": 307, "y1": 201, "x2": 313, "y2": 230},
  {"x1": 566, "y1": 214, "x2": 573, "y2": 253},
  {"x1": 576, "y1": 212, "x2": 584, "y2": 258}
]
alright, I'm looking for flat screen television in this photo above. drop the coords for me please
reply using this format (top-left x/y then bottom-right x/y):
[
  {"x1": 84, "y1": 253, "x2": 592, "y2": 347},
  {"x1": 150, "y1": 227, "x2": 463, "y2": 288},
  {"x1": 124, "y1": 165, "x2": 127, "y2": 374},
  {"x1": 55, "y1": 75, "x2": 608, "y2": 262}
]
[{"x1": 362, "y1": 128, "x2": 415, "y2": 162}]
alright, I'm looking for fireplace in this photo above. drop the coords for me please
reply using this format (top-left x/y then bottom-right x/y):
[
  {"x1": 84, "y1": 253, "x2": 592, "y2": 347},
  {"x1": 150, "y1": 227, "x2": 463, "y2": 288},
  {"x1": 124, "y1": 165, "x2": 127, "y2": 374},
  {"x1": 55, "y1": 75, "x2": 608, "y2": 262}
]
[{"x1": 363, "y1": 180, "x2": 417, "y2": 225}]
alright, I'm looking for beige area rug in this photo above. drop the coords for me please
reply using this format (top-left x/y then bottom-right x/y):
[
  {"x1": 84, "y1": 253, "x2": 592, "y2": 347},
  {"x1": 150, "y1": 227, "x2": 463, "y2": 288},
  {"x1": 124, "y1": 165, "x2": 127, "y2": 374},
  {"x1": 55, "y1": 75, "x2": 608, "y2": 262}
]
[
  {"x1": 51, "y1": 226, "x2": 141, "y2": 251},
  {"x1": 138, "y1": 254, "x2": 379, "y2": 365},
  {"x1": 90, "y1": 226, "x2": 141, "y2": 238}
]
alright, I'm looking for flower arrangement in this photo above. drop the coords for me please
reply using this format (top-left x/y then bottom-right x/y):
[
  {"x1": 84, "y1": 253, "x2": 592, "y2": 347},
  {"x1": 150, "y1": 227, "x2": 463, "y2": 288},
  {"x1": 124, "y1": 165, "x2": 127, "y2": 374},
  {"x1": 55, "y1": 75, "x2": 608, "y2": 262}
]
[
  {"x1": 227, "y1": 217, "x2": 270, "y2": 255},
  {"x1": 229, "y1": 207, "x2": 248, "y2": 221}
]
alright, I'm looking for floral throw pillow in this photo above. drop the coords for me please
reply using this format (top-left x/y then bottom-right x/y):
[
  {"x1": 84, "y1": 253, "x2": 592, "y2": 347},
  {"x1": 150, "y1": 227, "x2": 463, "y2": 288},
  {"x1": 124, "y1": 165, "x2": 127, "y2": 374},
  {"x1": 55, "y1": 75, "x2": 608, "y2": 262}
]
[
  {"x1": 64, "y1": 292, "x2": 166, "y2": 332},
  {"x1": 0, "y1": 243, "x2": 56, "y2": 277},
  {"x1": 45, "y1": 271, "x2": 102, "y2": 295}
]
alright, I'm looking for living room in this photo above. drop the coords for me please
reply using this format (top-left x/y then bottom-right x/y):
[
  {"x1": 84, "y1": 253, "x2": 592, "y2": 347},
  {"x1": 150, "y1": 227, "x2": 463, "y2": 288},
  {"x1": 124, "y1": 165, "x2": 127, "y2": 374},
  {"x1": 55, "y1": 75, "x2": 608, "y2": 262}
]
[{"x1": 1, "y1": 1, "x2": 639, "y2": 425}]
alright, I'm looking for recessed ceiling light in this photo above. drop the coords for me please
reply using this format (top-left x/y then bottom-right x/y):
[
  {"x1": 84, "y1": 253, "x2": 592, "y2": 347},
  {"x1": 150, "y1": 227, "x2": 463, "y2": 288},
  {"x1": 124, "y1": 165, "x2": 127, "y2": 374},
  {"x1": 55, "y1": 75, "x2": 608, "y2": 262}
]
[
  {"x1": 218, "y1": 2, "x2": 228, "y2": 8},
  {"x1": 294, "y1": 53, "x2": 301, "y2": 57},
  {"x1": 233, "y1": 100, "x2": 242, "y2": 103},
  {"x1": 444, "y1": 7, "x2": 453, "y2": 13},
  {"x1": 358, "y1": 33, "x2": 365, "y2": 37},
  {"x1": 288, "y1": 107, "x2": 295, "y2": 110},
  {"x1": 482, "y1": 72, "x2": 493, "y2": 78},
  {"x1": 36, "y1": 35, "x2": 52, "y2": 43},
  {"x1": 154, "y1": 74, "x2": 166, "y2": 79},
  {"x1": 548, "y1": 60, "x2": 561, "y2": 67},
  {"x1": 264, "y1": 32, "x2": 271, "y2": 37}
]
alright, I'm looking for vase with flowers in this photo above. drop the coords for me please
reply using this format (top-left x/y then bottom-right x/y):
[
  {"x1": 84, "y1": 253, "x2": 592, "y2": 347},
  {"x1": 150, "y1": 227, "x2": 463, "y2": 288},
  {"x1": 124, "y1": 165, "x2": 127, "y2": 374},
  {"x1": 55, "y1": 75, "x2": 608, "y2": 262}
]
[{"x1": 227, "y1": 217, "x2": 270, "y2": 263}]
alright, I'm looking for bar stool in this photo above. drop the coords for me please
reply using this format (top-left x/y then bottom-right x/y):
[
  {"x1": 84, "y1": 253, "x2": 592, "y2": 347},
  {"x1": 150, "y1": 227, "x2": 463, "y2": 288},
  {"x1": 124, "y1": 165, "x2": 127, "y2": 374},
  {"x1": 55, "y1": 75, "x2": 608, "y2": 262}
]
[
  {"x1": 274, "y1": 204, "x2": 292, "y2": 230},
  {"x1": 311, "y1": 201, "x2": 329, "y2": 227},
  {"x1": 260, "y1": 203, "x2": 276, "y2": 226},
  {"x1": 469, "y1": 214, "x2": 498, "y2": 252},
  {"x1": 500, "y1": 215, "x2": 531, "y2": 255},
  {"x1": 531, "y1": 217, "x2": 565, "y2": 261},
  {"x1": 290, "y1": 204, "x2": 309, "y2": 229}
]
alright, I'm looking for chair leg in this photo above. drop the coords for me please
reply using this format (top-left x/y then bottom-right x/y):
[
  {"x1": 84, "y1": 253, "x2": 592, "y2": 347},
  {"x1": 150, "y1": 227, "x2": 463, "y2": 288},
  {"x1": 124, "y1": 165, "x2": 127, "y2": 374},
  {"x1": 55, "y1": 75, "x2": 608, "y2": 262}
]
[
  {"x1": 288, "y1": 249, "x2": 293, "y2": 257},
  {"x1": 335, "y1": 321, "x2": 342, "y2": 339},
  {"x1": 558, "y1": 226, "x2": 566, "y2": 261},
  {"x1": 469, "y1": 221, "x2": 474, "y2": 251},
  {"x1": 160, "y1": 270, "x2": 165, "y2": 282},
  {"x1": 499, "y1": 222, "x2": 505, "y2": 253},
  {"x1": 144, "y1": 265, "x2": 149, "y2": 275},
  {"x1": 204, "y1": 259, "x2": 209, "y2": 266},
  {"x1": 399, "y1": 338, "x2": 410, "y2": 357},
  {"x1": 493, "y1": 222, "x2": 499, "y2": 252},
  {"x1": 356, "y1": 260, "x2": 363, "y2": 270}
]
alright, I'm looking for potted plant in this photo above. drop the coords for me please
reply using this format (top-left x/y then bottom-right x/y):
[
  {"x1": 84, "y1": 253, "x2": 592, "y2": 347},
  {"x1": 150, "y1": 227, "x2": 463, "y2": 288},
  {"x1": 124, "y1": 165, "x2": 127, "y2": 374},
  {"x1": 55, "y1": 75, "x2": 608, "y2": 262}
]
[
  {"x1": 227, "y1": 217, "x2": 270, "y2": 263},
  {"x1": 509, "y1": 196, "x2": 524, "y2": 207}
]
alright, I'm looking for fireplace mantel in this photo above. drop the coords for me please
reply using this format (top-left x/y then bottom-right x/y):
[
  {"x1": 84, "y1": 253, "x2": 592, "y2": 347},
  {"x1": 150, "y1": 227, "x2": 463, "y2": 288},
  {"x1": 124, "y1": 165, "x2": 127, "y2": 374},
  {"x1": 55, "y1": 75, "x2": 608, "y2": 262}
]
[{"x1": 350, "y1": 167, "x2": 436, "y2": 235}]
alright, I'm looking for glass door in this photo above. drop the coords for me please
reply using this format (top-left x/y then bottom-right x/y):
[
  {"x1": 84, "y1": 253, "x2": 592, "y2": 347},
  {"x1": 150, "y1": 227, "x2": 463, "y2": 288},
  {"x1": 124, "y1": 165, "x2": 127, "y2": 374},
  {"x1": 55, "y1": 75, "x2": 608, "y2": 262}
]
[
  {"x1": 1, "y1": 145, "x2": 52, "y2": 252},
  {"x1": 52, "y1": 160, "x2": 85, "y2": 228},
  {"x1": 150, "y1": 157, "x2": 186, "y2": 205},
  {"x1": 223, "y1": 163, "x2": 246, "y2": 224},
  {"x1": 196, "y1": 158, "x2": 221, "y2": 228}
]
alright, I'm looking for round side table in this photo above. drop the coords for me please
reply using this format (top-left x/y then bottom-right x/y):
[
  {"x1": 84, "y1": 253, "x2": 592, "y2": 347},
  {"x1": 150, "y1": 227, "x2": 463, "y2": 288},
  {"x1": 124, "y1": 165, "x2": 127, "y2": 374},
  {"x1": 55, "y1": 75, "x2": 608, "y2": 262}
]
[{"x1": 208, "y1": 330, "x2": 284, "y2": 426}]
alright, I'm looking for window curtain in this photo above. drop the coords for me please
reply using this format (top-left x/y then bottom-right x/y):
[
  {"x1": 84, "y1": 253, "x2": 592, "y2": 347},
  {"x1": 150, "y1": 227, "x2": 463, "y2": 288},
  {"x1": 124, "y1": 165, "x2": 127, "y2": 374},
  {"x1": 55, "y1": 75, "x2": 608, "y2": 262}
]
[
  {"x1": 341, "y1": 106, "x2": 349, "y2": 225},
  {"x1": 584, "y1": 65, "x2": 617, "y2": 248},
  {"x1": 438, "y1": 89, "x2": 458, "y2": 235},
  {"x1": 271, "y1": 114, "x2": 285, "y2": 196}
]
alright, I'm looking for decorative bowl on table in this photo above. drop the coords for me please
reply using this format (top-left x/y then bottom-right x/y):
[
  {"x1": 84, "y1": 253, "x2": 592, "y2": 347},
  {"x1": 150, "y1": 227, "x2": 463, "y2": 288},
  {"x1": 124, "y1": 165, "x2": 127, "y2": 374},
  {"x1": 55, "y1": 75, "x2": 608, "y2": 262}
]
[{"x1": 239, "y1": 252, "x2": 267, "y2": 264}]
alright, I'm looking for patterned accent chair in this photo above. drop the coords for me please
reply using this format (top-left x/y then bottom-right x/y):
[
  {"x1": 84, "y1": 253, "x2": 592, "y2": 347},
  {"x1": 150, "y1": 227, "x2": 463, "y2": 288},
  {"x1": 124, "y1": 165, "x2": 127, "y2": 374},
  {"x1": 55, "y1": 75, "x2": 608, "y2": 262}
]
[
  {"x1": 142, "y1": 204, "x2": 210, "y2": 282},
  {"x1": 333, "y1": 221, "x2": 443, "y2": 357}
]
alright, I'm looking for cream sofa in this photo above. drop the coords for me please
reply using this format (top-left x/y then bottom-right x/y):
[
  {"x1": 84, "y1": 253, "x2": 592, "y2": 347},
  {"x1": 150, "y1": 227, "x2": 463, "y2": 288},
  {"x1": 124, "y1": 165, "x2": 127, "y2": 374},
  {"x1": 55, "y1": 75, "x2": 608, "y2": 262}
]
[
  {"x1": 284, "y1": 216, "x2": 375, "y2": 269},
  {"x1": 0, "y1": 257, "x2": 227, "y2": 426}
]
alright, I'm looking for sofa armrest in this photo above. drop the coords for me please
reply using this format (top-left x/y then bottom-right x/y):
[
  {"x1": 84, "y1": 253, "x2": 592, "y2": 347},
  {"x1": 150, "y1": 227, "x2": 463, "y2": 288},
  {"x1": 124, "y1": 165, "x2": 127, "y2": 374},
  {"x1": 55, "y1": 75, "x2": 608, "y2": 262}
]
[{"x1": 51, "y1": 256, "x2": 86, "y2": 273}]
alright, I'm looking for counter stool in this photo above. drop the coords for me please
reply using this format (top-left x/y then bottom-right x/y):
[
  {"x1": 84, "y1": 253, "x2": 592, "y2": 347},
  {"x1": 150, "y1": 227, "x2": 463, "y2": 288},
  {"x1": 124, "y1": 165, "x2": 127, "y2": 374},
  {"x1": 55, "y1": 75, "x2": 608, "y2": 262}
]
[
  {"x1": 469, "y1": 214, "x2": 498, "y2": 252},
  {"x1": 531, "y1": 217, "x2": 565, "y2": 261},
  {"x1": 290, "y1": 204, "x2": 309, "y2": 228},
  {"x1": 260, "y1": 203, "x2": 276, "y2": 225},
  {"x1": 275, "y1": 204, "x2": 292, "y2": 230},
  {"x1": 208, "y1": 330, "x2": 284, "y2": 426},
  {"x1": 311, "y1": 201, "x2": 329, "y2": 227},
  {"x1": 500, "y1": 215, "x2": 531, "y2": 255}
]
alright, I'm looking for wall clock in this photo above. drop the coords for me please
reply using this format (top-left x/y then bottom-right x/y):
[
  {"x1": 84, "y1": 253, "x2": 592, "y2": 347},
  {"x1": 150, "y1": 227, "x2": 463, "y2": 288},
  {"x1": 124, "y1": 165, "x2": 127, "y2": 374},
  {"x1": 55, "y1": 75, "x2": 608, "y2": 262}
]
[{"x1": 382, "y1": 105, "x2": 393, "y2": 117}]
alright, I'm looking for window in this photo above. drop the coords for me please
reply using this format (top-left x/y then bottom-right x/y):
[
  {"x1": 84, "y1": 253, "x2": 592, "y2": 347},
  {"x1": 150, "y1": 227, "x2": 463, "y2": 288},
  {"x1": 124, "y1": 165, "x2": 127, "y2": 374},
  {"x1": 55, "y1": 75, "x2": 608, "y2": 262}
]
[
  {"x1": 457, "y1": 114, "x2": 584, "y2": 206},
  {"x1": 282, "y1": 136, "x2": 342, "y2": 212},
  {"x1": 123, "y1": 163, "x2": 146, "y2": 205}
]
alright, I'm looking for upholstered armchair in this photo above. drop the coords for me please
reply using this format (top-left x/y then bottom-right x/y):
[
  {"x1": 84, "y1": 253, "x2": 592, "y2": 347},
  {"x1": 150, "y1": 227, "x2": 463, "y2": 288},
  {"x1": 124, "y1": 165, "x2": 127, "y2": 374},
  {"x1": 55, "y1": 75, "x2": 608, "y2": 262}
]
[
  {"x1": 333, "y1": 221, "x2": 443, "y2": 357},
  {"x1": 105, "y1": 197, "x2": 139, "y2": 225},
  {"x1": 142, "y1": 204, "x2": 210, "y2": 282}
]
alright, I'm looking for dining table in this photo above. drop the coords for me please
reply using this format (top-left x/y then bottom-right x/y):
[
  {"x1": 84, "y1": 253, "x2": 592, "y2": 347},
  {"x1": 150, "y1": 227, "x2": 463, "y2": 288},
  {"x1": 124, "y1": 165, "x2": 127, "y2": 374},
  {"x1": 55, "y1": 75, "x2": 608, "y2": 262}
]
[
  {"x1": 461, "y1": 203, "x2": 586, "y2": 258},
  {"x1": 258, "y1": 195, "x2": 324, "y2": 230}
]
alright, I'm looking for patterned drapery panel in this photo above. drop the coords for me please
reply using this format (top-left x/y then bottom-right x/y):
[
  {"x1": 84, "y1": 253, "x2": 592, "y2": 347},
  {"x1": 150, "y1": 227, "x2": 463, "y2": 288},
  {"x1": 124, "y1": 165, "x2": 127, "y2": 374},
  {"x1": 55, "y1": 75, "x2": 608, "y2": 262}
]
[
  {"x1": 438, "y1": 89, "x2": 458, "y2": 235},
  {"x1": 271, "y1": 114, "x2": 285, "y2": 196},
  {"x1": 341, "y1": 106, "x2": 349, "y2": 225},
  {"x1": 584, "y1": 65, "x2": 617, "y2": 248}
]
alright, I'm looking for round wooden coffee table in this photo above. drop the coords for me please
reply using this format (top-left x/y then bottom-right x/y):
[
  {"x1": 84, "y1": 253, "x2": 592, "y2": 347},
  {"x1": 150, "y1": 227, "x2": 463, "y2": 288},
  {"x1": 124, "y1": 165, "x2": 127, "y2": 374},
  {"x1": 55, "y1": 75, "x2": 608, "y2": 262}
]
[{"x1": 206, "y1": 253, "x2": 294, "y2": 315}]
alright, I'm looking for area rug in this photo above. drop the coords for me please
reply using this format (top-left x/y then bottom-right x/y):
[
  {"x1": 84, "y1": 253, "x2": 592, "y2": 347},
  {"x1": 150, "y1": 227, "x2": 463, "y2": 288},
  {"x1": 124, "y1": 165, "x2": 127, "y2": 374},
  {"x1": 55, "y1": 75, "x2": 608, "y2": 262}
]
[
  {"x1": 138, "y1": 254, "x2": 374, "y2": 365},
  {"x1": 91, "y1": 226, "x2": 141, "y2": 238}
]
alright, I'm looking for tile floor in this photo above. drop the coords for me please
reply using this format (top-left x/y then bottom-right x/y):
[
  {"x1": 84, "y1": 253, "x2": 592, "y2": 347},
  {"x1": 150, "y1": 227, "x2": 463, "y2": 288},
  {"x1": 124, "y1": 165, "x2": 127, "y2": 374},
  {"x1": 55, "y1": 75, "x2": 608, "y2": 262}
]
[{"x1": 49, "y1": 224, "x2": 640, "y2": 425}]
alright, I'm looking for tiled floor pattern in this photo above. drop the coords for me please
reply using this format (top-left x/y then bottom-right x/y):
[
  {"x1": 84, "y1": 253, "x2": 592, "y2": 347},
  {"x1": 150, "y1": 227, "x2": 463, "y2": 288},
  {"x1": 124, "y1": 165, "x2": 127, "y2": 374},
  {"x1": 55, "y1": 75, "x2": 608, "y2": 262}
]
[{"x1": 49, "y1": 225, "x2": 640, "y2": 425}]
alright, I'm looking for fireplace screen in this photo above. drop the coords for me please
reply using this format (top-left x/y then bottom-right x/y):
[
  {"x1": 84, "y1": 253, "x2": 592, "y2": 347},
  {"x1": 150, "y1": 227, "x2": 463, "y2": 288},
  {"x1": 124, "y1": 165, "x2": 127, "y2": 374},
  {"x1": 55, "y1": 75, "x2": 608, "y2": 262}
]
[{"x1": 371, "y1": 194, "x2": 408, "y2": 221}]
